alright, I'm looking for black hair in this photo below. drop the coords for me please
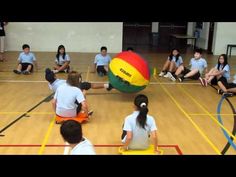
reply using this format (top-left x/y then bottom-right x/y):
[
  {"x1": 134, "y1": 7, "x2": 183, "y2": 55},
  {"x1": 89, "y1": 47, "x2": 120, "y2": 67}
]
[
  {"x1": 56, "y1": 45, "x2": 66, "y2": 63},
  {"x1": 169, "y1": 48, "x2": 180, "y2": 62},
  {"x1": 45, "y1": 68, "x2": 56, "y2": 84},
  {"x1": 22, "y1": 44, "x2": 30, "y2": 50},
  {"x1": 100, "y1": 46, "x2": 107, "y2": 51},
  {"x1": 194, "y1": 48, "x2": 203, "y2": 54},
  {"x1": 126, "y1": 47, "x2": 134, "y2": 51},
  {"x1": 60, "y1": 120, "x2": 83, "y2": 144},
  {"x1": 134, "y1": 94, "x2": 149, "y2": 129},
  {"x1": 217, "y1": 54, "x2": 228, "y2": 70}
]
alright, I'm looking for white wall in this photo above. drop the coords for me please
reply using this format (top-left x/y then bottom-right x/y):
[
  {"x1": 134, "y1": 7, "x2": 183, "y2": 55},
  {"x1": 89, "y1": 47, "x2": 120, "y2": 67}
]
[
  {"x1": 212, "y1": 22, "x2": 236, "y2": 55},
  {"x1": 5, "y1": 22, "x2": 123, "y2": 53},
  {"x1": 187, "y1": 22, "x2": 194, "y2": 44},
  {"x1": 195, "y1": 22, "x2": 210, "y2": 50},
  {"x1": 152, "y1": 22, "x2": 159, "y2": 32}
]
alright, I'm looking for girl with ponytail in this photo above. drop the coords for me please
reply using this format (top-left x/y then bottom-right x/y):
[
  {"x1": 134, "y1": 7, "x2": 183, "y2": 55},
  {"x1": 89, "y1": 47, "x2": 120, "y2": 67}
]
[{"x1": 121, "y1": 94, "x2": 160, "y2": 154}]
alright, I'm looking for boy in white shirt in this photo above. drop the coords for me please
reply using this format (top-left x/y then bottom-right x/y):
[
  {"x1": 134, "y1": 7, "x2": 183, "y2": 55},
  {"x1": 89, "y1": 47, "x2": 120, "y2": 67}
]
[
  {"x1": 92, "y1": 46, "x2": 111, "y2": 76},
  {"x1": 13, "y1": 44, "x2": 38, "y2": 75}
]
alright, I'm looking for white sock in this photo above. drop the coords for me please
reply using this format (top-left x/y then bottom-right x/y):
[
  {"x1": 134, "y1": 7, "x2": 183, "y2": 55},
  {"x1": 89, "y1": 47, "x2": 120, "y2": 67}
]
[{"x1": 104, "y1": 83, "x2": 109, "y2": 88}]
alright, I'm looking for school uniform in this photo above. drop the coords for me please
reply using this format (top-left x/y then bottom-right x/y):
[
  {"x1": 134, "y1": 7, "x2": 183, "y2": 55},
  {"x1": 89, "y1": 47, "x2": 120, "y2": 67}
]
[
  {"x1": 18, "y1": 52, "x2": 36, "y2": 72},
  {"x1": 182, "y1": 58, "x2": 207, "y2": 80},
  {"x1": 54, "y1": 83, "x2": 85, "y2": 117},
  {"x1": 94, "y1": 53, "x2": 111, "y2": 75},
  {"x1": 49, "y1": 79, "x2": 92, "y2": 93},
  {"x1": 70, "y1": 137, "x2": 96, "y2": 155},
  {"x1": 55, "y1": 54, "x2": 70, "y2": 72},
  {"x1": 211, "y1": 64, "x2": 230, "y2": 85},
  {"x1": 168, "y1": 56, "x2": 183, "y2": 67},
  {"x1": 122, "y1": 111, "x2": 157, "y2": 150}
]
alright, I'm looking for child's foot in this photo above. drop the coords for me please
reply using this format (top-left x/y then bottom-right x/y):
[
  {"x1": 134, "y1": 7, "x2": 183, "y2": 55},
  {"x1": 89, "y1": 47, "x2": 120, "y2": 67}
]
[
  {"x1": 22, "y1": 70, "x2": 30, "y2": 75},
  {"x1": 13, "y1": 69, "x2": 21, "y2": 74},
  {"x1": 167, "y1": 72, "x2": 176, "y2": 81},
  {"x1": 199, "y1": 77, "x2": 204, "y2": 86},
  {"x1": 223, "y1": 92, "x2": 234, "y2": 97},
  {"x1": 163, "y1": 73, "x2": 169, "y2": 78},
  {"x1": 217, "y1": 89, "x2": 224, "y2": 95},
  {"x1": 159, "y1": 71, "x2": 165, "y2": 77},
  {"x1": 98, "y1": 72, "x2": 104, "y2": 77},
  {"x1": 88, "y1": 110, "x2": 94, "y2": 116},
  {"x1": 52, "y1": 70, "x2": 59, "y2": 74},
  {"x1": 106, "y1": 83, "x2": 114, "y2": 91},
  {"x1": 178, "y1": 76, "x2": 184, "y2": 82}
]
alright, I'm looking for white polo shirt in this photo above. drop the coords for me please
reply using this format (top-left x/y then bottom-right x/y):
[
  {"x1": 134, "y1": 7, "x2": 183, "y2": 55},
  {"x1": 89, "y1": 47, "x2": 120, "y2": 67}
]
[
  {"x1": 122, "y1": 111, "x2": 157, "y2": 150},
  {"x1": 49, "y1": 79, "x2": 66, "y2": 92},
  {"x1": 55, "y1": 54, "x2": 70, "y2": 65},
  {"x1": 70, "y1": 138, "x2": 96, "y2": 155},
  {"x1": 18, "y1": 52, "x2": 36, "y2": 64},
  {"x1": 94, "y1": 54, "x2": 111, "y2": 66},
  {"x1": 54, "y1": 83, "x2": 85, "y2": 117}
]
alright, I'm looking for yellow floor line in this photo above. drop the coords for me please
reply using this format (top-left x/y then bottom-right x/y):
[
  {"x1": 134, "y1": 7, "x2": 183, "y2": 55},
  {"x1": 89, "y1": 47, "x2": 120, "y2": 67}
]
[
  {"x1": 85, "y1": 66, "x2": 90, "y2": 81},
  {"x1": 178, "y1": 85, "x2": 236, "y2": 140},
  {"x1": 153, "y1": 76, "x2": 221, "y2": 154},
  {"x1": 38, "y1": 116, "x2": 56, "y2": 155},
  {"x1": 189, "y1": 113, "x2": 236, "y2": 116}
]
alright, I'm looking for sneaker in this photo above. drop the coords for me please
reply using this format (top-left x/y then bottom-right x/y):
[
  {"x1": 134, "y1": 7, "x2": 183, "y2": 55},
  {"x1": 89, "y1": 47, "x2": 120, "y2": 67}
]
[
  {"x1": 22, "y1": 70, "x2": 30, "y2": 75},
  {"x1": 178, "y1": 76, "x2": 184, "y2": 82},
  {"x1": 163, "y1": 73, "x2": 169, "y2": 78},
  {"x1": 217, "y1": 89, "x2": 223, "y2": 95},
  {"x1": 167, "y1": 72, "x2": 176, "y2": 81},
  {"x1": 13, "y1": 69, "x2": 21, "y2": 74},
  {"x1": 223, "y1": 92, "x2": 233, "y2": 97},
  {"x1": 159, "y1": 71, "x2": 165, "y2": 77},
  {"x1": 199, "y1": 77, "x2": 204, "y2": 86},
  {"x1": 106, "y1": 83, "x2": 114, "y2": 91},
  {"x1": 52, "y1": 70, "x2": 59, "y2": 74},
  {"x1": 98, "y1": 72, "x2": 104, "y2": 77},
  {"x1": 88, "y1": 110, "x2": 94, "y2": 116}
]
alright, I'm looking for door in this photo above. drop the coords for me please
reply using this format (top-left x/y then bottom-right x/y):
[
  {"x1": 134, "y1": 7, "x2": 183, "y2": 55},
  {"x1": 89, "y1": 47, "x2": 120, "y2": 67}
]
[
  {"x1": 123, "y1": 22, "x2": 152, "y2": 51},
  {"x1": 158, "y1": 22, "x2": 187, "y2": 51},
  {"x1": 207, "y1": 22, "x2": 215, "y2": 54}
]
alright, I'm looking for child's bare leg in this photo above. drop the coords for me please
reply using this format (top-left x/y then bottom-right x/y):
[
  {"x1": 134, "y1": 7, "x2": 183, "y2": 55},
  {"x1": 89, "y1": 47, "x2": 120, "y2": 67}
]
[
  {"x1": 184, "y1": 69, "x2": 199, "y2": 78},
  {"x1": 91, "y1": 83, "x2": 106, "y2": 89},
  {"x1": 218, "y1": 81, "x2": 228, "y2": 92},
  {"x1": 227, "y1": 87, "x2": 236, "y2": 93},
  {"x1": 58, "y1": 63, "x2": 69, "y2": 72},
  {"x1": 16, "y1": 64, "x2": 22, "y2": 71},
  {"x1": 26, "y1": 65, "x2": 32, "y2": 72},
  {"x1": 162, "y1": 60, "x2": 171, "y2": 72},
  {"x1": 175, "y1": 65, "x2": 184, "y2": 76},
  {"x1": 168, "y1": 61, "x2": 177, "y2": 72},
  {"x1": 104, "y1": 66, "x2": 108, "y2": 72}
]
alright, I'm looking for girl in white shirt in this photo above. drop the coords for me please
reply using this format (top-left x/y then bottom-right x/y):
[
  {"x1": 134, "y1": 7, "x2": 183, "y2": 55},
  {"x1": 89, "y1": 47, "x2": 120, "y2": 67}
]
[
  {"x1": 53, "y1": 45, "x2": 70, "y2": 73},
  {"x1": 121, "y1": 94, "x2": 161, "y2": 154}
]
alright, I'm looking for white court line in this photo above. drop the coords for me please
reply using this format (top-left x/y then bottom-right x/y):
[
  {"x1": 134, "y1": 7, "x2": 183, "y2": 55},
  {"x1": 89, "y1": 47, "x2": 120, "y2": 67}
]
[{"x1": 0, "y1": 79, "x2": 201, "y2": 85}]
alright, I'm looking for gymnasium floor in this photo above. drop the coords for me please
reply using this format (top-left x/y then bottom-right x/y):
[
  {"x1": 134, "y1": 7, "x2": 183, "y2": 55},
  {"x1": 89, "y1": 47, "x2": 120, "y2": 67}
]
[{"x1": 0, "y1": 51, "x2": 235, "y2": 155}]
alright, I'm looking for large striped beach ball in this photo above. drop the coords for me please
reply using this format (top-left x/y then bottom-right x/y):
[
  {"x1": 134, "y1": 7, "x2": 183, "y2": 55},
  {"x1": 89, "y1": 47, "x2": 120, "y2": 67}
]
[{"x1": 108, "y1": 51, "x2": 150, "y2": 93}]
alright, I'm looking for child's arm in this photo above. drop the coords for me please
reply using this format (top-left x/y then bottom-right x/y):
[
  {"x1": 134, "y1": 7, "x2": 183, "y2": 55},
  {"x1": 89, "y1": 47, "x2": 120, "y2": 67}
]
[
  {"x1": 52, "y1": 99, "x2": 57, "y2": 112},
  {"x1": 151, "y1": 130, "x2": 161, "y2": 154},
  {"x1": 122, "y1": 131, "x2": 132, "y2": 150},
  {"x1": 58, "y1": 61, "x2": 70, "y2": 71},
  {"x1": 81, "y1": 100, "x2": 89, "y2": 115}
]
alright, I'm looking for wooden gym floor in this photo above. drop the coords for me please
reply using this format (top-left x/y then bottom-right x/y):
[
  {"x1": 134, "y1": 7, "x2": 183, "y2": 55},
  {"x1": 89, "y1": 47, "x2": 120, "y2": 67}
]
[{"x1": 0, "y1": 51, "x2": 235, "y2": 155}]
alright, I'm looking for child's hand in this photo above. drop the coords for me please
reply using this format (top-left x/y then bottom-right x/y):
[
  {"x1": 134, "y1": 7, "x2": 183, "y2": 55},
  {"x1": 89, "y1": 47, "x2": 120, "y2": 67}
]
[{"x1": 154, "y1": 148, "x2": 162, "y2": 155}]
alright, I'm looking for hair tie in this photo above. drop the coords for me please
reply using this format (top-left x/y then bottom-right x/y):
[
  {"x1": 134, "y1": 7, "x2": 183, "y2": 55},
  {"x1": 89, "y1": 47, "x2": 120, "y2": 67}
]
[{"x1": 140, "y1": 102, "x2": 146, "y2": 107}]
